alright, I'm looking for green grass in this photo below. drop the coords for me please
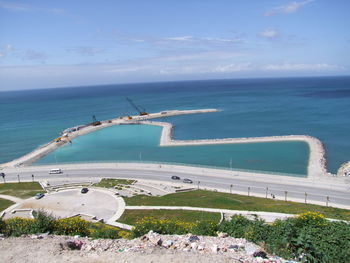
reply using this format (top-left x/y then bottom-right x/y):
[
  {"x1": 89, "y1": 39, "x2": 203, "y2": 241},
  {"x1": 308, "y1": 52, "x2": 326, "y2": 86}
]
[
  {"x1": 0, "y1": 182, "x2": 43, "y2": 199},
  {"x1": 93, "y1": 178, "x2": 136, "y2": 188},
  {"x1": 118, "y1": 209, "x2": 221, "y2": 225},
  {"x1": 125, "y1": 190, "x2": 350, "y2": 221},
  {"x1": 0, "y1": 198, "x2": 14, "y2": 212}
]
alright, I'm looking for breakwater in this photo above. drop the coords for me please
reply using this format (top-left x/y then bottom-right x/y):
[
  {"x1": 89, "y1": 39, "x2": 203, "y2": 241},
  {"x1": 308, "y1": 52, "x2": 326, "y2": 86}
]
[
  {"x1": 142, "y1": 121, "x2": 327, "y2": 178},
  {"x1": 0, "y1": 109, "x2": 218, "y2": 168}
]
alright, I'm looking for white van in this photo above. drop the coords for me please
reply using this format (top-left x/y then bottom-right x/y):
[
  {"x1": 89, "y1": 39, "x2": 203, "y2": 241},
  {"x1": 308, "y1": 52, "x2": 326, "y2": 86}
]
[{"x1": 49, "y1": 168, "x2": 62, "y2": 174}]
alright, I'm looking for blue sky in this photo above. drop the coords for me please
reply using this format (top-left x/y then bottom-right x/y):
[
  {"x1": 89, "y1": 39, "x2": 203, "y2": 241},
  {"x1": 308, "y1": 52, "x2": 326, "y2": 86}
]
[{"x1": 0, "y1": 0, "x2": 349, "y2": 90}]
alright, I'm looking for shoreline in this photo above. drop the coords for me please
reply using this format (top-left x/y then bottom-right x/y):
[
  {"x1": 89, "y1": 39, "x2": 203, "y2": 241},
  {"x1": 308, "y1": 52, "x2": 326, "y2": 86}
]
[{"x1": 1, "y1": 108, "x2": 328, "y2": 178}]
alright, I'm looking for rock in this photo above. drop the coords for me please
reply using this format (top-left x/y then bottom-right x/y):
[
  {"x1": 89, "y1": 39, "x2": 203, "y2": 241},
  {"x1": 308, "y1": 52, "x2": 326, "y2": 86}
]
[
  {"x1": 84, "y1": 244, "x2": 93, "y2": 251},
  {"x1": 244, "y1": 243, "x2": 260, "y2": 255},
  {"x1": 221, "y1": 247, "x2": 227, "y2": 252},
  {"x1": 228, "y1": 244, "x2": 239, "y2": 250},
  {"x1": 217, "y1": 232, "x2": 228, "y2": 238},
  {"x1": 188, "y1": 235, "x2": 199, "y2": 243},
  {"x1": 253, "y1": 251, "x2": 268, "y2": 258},
  {"x1": 66, "y1": 240, "x2": 83, "y2": 250},
  {"x1": 211, "y1": 244, "x2": 219, "y2": 253},
  {"x1": 197, "y1": 245, "x2": 204, "y2": 251},
  {"x1": 140, "y1": 235, "x2": 149, "y2": 241},
  {"x1": 237, "y1": 242, "x2": 245, "y2": 249},
  {"x1": 163, "y1": 240, "x2": 173, "y2": 248},
  {"x1": 190, "y1": 243, "x2": 198, "y2": 250}
]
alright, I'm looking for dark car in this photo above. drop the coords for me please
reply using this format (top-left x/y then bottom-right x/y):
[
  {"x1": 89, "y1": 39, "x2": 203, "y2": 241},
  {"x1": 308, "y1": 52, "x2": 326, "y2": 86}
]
[
  {"x1": 171, "y1": 176, "x2": 180, "y2": 180},
  {"x1": 81, "y1": 188, "x2": 89, "y2": 194},
  {"x1": 35, "y1": 193, "x2": 45, "y2": 199},
  {"x1": 183, "y1": 178, "x2": 193, "y2": 184}
]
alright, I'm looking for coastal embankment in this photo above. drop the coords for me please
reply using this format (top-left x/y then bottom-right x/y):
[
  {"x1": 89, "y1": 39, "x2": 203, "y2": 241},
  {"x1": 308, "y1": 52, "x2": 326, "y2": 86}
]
[{"x1": 1, "y1": 108, "x2": 332, "y2": 179}]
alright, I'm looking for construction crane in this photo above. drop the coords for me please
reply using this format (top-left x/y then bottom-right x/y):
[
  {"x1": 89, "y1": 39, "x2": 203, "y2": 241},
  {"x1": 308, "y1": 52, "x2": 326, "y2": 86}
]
[
  {"x1": 91, "y1": 115, "x2": 101, "y2": 126},
  {"x1": 126, "y1": 97, "x2": 148, "y2": 116}
]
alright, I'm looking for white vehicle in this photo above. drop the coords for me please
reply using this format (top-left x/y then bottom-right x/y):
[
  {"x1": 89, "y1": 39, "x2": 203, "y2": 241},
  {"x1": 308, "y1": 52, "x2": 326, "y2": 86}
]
[{"x1": 49, "y1": 168, "x2": 62, "y2": 174}]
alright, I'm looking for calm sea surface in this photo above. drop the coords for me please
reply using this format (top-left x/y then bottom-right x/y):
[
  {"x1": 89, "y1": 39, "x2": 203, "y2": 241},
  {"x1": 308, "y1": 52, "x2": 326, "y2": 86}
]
[
  {"x1": 1, "y1": 76, "x2": 349, "y2": 174},
  {"x1": 36, "y1": 125, "x2": 308, "y2": 176}
]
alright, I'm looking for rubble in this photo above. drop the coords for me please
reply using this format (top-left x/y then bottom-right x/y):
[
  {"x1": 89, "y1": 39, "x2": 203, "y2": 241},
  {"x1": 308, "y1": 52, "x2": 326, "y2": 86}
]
[
  {"x1": 75, "y1": 231, "x2": 288, "y2": 262},
  {"x1": 0, "y1": 231, "x2": 291, "y2": 262}
]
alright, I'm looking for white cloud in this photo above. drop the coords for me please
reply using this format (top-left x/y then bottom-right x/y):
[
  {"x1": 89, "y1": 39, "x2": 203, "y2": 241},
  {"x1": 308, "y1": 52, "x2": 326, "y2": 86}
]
[
  {"x1": 66, "y1": 47, "x2": 104, "y2": 55},
  {"x1": 212, "y1": 63, "x2": 254, "y2": 73},
  {"x1": 264, "y1": 0, "x2": 314, "y2": 16},
  {"x1": 166, "y1": 36, "x2": 194, "y2": 42},
  {"x1": 259, "y1": 29, "x2": 278, "y2": 39},
  {"x1": 0, "y1": 44, "x2": 13, "y2": 58},
  {"x1": 0, "y1": 1, "x2": 66, "y2": 15},
  {"x1": 23, "y1": 50, "x2": 47, "y2": 62},
  {"x1": 262, "y1": 63, "x2": 342, "y2": 71},
  {"x1": 0, "y1": 1, "x2": 29, "y2": 11},
  {"x1": 161, "y1": 36, "x2": 243, "y2": 46},
  {"x1": 154, "y1": 51, "x2": 245, "y2": 62}
]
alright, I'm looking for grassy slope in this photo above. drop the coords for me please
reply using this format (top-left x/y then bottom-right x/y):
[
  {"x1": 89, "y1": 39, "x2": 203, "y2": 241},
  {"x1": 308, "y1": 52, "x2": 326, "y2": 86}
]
[
  {"x1": 0, "y1": 198, "x2": 14, "y2": 212},
  {"x1": 118, "y1": 209, "x2": 221, "y2": 225},
  {"x1": 93, "y1": 178, "x2": 136, "y2": 188},
  {"x1": 125, "y1": 190, "x2": 350, "y2": 221},
  {"x1": 0, "y1": 182, "x2": 43, "y2": 199}
]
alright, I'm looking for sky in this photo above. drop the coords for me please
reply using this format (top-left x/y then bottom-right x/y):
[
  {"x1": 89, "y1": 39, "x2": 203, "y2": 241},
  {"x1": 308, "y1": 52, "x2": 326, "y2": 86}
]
[{"x1": 0, "y1": 0, "x2": 349, "y2": 91}]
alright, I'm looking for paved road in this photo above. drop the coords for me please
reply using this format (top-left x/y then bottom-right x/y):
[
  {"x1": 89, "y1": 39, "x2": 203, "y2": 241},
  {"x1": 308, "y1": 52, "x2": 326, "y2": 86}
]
[{"x1": 2, "y1": 167, "x2": 350, "y2": 209}]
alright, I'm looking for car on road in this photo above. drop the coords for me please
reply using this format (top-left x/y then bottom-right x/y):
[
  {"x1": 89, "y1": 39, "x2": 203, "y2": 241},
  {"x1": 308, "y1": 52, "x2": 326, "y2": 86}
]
[
  {"x1": 81, "y1": 188, "x2": 89, "y2": 194},
  {"x1": 183, "y1": 178, "x2": 193, "y2": 184},
  {"x1": 35, "y1": 193, "x2": 45, "y2": 199},
  {"x1": 49, "y1": 168, "x2": 62, "y2": 174},
  {"x1": 171, "y1": 176, "x2": 180, "y2": 180}
]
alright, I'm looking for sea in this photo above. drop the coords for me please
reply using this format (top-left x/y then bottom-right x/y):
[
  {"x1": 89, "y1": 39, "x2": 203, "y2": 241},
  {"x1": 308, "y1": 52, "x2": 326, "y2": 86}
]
[{"x1": 1, "y1": 76, "x2": 349, "y2": 175}]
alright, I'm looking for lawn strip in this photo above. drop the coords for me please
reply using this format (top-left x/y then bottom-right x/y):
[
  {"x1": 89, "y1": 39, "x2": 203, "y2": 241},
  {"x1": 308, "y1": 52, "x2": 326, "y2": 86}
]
[
  {"x1": 0, "y1": 182, "x2": 43, "y2": 199},
  {"x1": 118, "y1": 209, "x2": 221, "y2": 225},
  {"x1": 0, "y1": 198, "x2": 15, "y2": 212},
  {"x1": 125, "y1": 190, "x2": 350, "y2": 221}
]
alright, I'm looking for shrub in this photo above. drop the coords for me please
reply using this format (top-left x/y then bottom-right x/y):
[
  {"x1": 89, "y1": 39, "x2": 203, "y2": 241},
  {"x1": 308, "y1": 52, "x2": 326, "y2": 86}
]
[
  {"x1": 191, "y1": 221, "x2": 218, "y2": 236},
  {"x1": 90, "y1": 225, "x2": 120, "y2": 239},
  {"x1": 29, "y1": 210, "x2": 56, "y2": 234},
  {"x1": 293, "y1": 212, "x2": 328, "y2": 227},
  {"x1": 218, "y1": 215, "x2": 269, "y2": 243},
  {"x1": 54, "y1": 217, "x2": 90, "y2": 236},
  {"x1": 132, "y1": 217, "x2": 195, "y2": 237},
  {"x1": 0, "y1": 218, "x2": 8, "y2": 235},
  {"x1": 6, "y1": 217, "x2": 34, "y2": 237},
  {"x1": 118, "y1": 230, "x2": 131, "y2": 239},
  {"x1": 265, "y1": 215, "x2": 350, "y2": 263}
]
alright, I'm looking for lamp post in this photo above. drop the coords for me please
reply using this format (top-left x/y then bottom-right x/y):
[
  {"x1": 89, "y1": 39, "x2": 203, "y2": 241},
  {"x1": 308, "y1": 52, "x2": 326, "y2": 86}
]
[
  {"x1": 17, "y1": 174, "x2": 20, "y2": 183},
  {"x1": 265, "y1": 187, "x2": 268, "y2": 198},
  {"x1": 230, "y1": 184, "x2": 233, "y2": 194},
  {"x1": 326, "y1": 196, "x2": 330, "y2": 206},
  {"x1": 197, "y1": 181, "x2": 200, "y2": 190},
  {"x1": 304, "y1": 192, "x2": 308, "y2": 204},
  {"x1": 248, "y1": 187, "x2": 250, "y2": 196},
  {"x1": 31, "y1": 174, "x2": 34, "y2": 182},
  {"x1": 1, "y1": 173, "x2": 5, "y2": 183},
  {"x1": 284, "y1": 191, "x2": 288, "y2": 202}
]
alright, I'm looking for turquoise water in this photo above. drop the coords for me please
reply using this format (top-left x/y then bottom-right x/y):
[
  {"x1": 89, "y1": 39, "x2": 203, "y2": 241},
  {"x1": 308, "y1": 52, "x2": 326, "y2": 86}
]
[
  {"x1": 1, "y1": 77, "x2": 349, "y2": 174},
  {"x1": 36, "y1": 124, "x2": 309, "y2": 176}
]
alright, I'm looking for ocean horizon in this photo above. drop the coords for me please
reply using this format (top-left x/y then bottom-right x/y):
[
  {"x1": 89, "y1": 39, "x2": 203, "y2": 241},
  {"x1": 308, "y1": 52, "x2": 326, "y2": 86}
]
[{"x1": 1, "y1": 76, "x2": 349, "y2": 174}]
